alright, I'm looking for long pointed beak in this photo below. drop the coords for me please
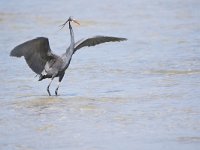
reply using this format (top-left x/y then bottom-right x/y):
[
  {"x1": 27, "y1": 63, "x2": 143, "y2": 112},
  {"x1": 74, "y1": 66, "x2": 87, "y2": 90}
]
[{"x1": 72, "y1": 19, "x2": 80, "y2": 25}]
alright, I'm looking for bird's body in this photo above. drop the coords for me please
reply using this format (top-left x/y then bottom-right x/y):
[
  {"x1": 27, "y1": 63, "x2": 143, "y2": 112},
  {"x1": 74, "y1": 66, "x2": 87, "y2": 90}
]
[{"x1": 10, "y1": 17, "x2": 127, "y2": 96}]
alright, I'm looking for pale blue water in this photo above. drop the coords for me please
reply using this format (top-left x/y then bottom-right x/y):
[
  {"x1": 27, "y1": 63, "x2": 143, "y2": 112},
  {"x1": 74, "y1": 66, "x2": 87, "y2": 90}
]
[{"x1": 0, "y1": 0, "x2": 200, "y2": 150}]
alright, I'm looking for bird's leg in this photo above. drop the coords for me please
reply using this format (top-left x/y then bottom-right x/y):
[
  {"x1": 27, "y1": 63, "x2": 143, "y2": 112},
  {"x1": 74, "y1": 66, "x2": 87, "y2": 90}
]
[
  {"x1": 55, "y1": 72, "x2": 64, "y2": 96},
  {"x1": 55, "y1": 81, "x2": 61, "y2": 96},
  {"x1": 47, "y1": 78, "x2": 54, "y2": 96}
]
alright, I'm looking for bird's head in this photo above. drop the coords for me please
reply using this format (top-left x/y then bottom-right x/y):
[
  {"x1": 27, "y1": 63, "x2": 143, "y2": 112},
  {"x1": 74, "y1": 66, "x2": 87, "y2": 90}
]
[
  {"x1": 68, "y1": 16, "x2": 80, "y2": 25},
  {"x1": 60, "y1": 16, "x2": 80, "y2": 30}
]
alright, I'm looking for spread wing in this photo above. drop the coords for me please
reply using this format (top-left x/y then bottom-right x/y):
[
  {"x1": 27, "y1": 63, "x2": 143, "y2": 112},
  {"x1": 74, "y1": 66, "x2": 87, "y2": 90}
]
[
  {"x1": 10, "y1": 37, "x2": 57, "y2": 74},
  {"x1": 73, "y1": 36, "x2": 127, "y2": 53}
]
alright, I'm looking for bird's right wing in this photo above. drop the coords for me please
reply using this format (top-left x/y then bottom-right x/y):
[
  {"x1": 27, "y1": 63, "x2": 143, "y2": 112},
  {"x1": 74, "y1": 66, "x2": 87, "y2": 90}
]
[
  {"x1": 73, "y1": 36, "x2": 127, "y2": 53},
  {"x1": 10, "y1": 37, "x2": 57, "y2": 74}
]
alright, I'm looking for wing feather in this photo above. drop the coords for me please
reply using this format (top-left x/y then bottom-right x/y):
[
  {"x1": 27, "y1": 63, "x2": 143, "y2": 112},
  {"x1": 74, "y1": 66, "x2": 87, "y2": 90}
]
[
  {"x1": 10, "y1": 37, "x2": 57, "y2": 74},
  {"x1": 73, "y1": 36, "x2": 127, "y2": 53}
]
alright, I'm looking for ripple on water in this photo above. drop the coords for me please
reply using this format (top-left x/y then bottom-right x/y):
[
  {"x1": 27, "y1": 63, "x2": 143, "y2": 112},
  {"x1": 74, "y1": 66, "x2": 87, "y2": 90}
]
[
  {"x1": 145, "y1": 69, "x2": 200, "y2": 75},
  {"x1": 177, "y1": 137, "x2": 200, "y2": 143}
]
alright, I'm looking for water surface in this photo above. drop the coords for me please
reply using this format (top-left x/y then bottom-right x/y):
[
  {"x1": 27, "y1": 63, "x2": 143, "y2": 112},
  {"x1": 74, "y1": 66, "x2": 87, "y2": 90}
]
[{"x1": 0, "y1": 0, "x2": 200, "y2": 150}]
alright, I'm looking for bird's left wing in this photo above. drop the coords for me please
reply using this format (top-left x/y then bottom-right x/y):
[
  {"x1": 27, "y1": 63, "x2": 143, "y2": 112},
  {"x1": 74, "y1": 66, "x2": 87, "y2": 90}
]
[{"x1": 73, "y1": 36, "x2": 127, "y2": 53}]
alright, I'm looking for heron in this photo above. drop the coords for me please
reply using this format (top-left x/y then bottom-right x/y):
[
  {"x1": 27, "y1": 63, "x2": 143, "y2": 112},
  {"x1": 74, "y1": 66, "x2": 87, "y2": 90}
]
[{"x1": 10, "y1": 17, "x2": 127, "y2": 96}]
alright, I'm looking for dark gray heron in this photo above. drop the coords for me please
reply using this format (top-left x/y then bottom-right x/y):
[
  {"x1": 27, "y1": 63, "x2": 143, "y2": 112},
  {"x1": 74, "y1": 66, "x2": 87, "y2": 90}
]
[{"x1": 10, "y1": 17, "x2": 127, "y2": 96}]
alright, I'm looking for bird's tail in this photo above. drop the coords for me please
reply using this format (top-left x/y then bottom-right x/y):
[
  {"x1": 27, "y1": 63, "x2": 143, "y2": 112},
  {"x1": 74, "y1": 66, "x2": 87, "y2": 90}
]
[{"x1": 38, "y1": 75, "x2": 45, "y2": 81}]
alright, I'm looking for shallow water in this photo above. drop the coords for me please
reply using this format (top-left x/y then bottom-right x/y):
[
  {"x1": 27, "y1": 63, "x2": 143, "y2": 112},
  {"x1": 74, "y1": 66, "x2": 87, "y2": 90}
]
[{"x1": 0, "y1": 0, "x2": 200, "y2": 150}]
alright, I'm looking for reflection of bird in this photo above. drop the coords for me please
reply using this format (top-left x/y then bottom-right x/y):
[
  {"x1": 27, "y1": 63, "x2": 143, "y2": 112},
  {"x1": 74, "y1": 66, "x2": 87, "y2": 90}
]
[{"x1": 10, "y1": 17, "x2": 127, "y2": 96}]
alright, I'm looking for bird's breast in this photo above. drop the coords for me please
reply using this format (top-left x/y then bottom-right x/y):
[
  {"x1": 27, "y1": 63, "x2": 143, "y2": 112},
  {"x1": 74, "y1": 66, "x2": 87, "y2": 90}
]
[{"x1": 44, "y1": 59, "x2": 64, "y2": 75}]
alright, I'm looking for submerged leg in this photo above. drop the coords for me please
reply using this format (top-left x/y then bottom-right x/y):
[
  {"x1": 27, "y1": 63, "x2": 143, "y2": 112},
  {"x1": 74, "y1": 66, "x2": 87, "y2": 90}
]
[{"x1": 47, "y1": 78, "x2": 54, "y2": 96}]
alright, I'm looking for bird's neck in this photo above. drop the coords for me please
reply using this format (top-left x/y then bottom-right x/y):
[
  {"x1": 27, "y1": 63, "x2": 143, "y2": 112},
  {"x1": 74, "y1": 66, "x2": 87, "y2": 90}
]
[
  {"x1": 69, "y1": 22, "x2": 75, "y2": 51},
  {"x1": 64, "y1": 22, "x2": 75, "y2": 56},
  {"x1": 61, "y1": 22, "x2": 75, "y2": 68}
]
